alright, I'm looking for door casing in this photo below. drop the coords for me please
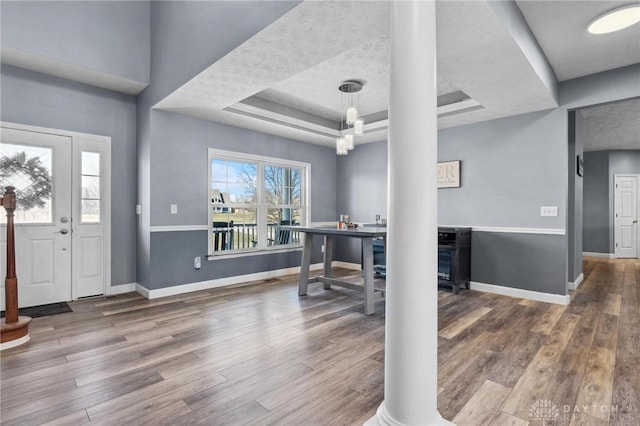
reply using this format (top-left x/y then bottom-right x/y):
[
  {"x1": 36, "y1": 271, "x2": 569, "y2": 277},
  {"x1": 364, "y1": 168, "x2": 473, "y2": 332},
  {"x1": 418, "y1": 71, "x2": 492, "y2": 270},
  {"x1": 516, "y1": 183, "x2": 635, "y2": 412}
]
[
  {"x1": 614, "y1": 174, "x2": 640, "y2": 259},
  {"x1": 1, "y1": 121, "x2": 111, "y2": 307}
]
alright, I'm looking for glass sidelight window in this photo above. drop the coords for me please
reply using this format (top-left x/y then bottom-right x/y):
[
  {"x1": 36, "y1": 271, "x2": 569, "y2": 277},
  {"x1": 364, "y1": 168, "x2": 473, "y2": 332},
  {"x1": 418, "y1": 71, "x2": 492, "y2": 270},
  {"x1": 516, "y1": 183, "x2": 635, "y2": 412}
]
[{"x1": 80, "y1": 151, "x2": 101, "y2": 223}]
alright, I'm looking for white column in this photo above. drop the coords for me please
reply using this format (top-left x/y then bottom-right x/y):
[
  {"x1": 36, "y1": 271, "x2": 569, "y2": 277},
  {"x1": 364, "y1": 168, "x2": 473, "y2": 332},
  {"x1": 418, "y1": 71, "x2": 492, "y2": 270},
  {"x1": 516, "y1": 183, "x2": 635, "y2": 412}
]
[{"x1": 366, "y1": 1, "x2": 452, "y2": 425}]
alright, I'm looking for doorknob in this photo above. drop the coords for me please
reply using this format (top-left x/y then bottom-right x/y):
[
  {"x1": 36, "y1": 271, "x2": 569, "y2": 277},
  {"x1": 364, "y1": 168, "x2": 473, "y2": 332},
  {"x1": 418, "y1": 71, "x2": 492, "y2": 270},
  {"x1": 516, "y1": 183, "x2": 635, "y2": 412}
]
[
  {"x1": 634, "y1": 220, "x2": 638, "y2": 224},
  {"x1": 54, "y1": 229, "x2": 69, "y2": 235}
]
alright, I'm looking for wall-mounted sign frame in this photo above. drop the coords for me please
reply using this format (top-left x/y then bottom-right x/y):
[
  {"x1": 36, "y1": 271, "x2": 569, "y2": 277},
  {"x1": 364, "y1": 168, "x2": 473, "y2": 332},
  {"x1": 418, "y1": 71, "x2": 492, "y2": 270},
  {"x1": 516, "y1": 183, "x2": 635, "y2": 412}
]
[
  {"x1": 577, "y1": 155, "x2": 584, "y2": 177},
  {"x1": 437, "y1": 160, "x2": 461, "y2": 188}
]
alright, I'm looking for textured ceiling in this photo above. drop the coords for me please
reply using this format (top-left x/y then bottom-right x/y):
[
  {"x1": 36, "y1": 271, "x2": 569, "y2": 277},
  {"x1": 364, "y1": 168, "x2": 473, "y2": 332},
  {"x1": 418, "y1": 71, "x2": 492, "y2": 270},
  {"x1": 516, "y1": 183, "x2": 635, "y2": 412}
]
[
  {"x1": 517, "y1": 0, "x2": 640, "y2": 81},
  {"x1": 580, "y1": 98, "x2": 640, "y2": 152},
  {"x1": 155, "y1": 0, "x2": 639, "y2": 150},
  {"x1": 155, "y1": 0, "x2": 559, "y2": 147}
]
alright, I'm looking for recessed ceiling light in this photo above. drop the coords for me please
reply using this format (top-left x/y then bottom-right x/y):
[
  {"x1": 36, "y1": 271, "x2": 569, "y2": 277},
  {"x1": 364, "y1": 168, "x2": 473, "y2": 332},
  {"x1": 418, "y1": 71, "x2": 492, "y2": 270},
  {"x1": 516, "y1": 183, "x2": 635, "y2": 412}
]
[{"x1": 588, "y1": 4, "x2": 640, "y2": 34}]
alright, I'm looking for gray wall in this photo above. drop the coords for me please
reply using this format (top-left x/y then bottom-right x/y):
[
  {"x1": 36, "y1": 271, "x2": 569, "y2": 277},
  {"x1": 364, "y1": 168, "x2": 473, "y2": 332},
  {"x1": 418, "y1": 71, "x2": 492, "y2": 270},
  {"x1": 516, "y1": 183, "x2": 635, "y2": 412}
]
[
  {"x1": 608, "y1": 151, "x2": 640, "y2": 252},
  {"x1": 150, "y1": 110, "x2": 336, "y2": 226},
  {"x1": 561, "y1": 65, "x2": 640, "y2": 260},
  {"x1": 567, "y1": 111, "x2": 584, "y2": 282},
  {"x1": 472, "y1": 233, "x2": 566, "y2": 294},
  {"x1": 583, "y1": 150, "x2": 640, "y2": 254},
  {"x1": 336, "y1": 108, "x2": 569, "y2": 295},
  {"x1": 146, "y1": 111, "x2": 336, "y2": 289},
  {"x1": 335, "y1": 141, "x2": 388, "y2": 263},
  {"x1": 336, "y1": 65, "x2": 640, "y2": 296},
  {"x1": 0, "y1": 65, "x2": 138, "y2": 286},
  {"x1": 144, "y1": 110, "x2": 335, "y2": 290},
  {"x1": 136, "y1": 1, "x2": 302, "y2": 288},
  {"x1": 583, "y1": 151, "x2": 611, "y2": 254},
  {"x1": 438, "y1": 107, "x2": 569, "y2": 295},
  {"x1": 0, "y1": 0, "x2": 150, "y2": 84},
  {"x1": 438, "y1": 108, "x2": 566, "y2": 229}
]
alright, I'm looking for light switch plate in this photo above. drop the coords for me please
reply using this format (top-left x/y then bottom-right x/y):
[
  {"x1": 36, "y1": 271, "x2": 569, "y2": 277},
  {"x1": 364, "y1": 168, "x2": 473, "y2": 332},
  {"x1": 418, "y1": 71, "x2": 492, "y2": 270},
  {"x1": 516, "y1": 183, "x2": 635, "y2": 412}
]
[
  {"x1": 136, "y1": 204, "x2": 141, "y2": 215},
  {"x1": 194, "y1": 256, "x2": 201, "y2": 269},
  {"x1": 540, "y1": 206, "x2": 558, "y2": 217},
  {"x1": 170, "y1": 204, "x2": 178, "y2": 215}
]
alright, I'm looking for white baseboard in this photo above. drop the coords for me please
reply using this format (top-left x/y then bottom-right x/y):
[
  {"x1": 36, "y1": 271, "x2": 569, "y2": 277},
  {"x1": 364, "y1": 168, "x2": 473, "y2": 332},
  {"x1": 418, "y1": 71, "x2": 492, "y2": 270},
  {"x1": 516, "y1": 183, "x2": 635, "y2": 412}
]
[
  {"x1": 138, "y1": 263, "x2": 324, "y2": 300},
  {"x1": 135, "y1": 284, "x2": 150, "y2": 299},
  {"x1": 332, "y1": 261, "x2": 361, "y2": 270},
  {"x1": 0, "y1": 334, "x2": 30, "y2": 351},
  {"x1": 582, "y1": 252, "x2": 614, "y2": 259},
  {"x1": 109, "y1": 283, "x2": 137, "y2": 295},
  {"x1": 568, "y1": 273, "x2": 584, "y2": 290},
  {"x1": 470, "y1": 281, "x2": 570, "y2": 305}
]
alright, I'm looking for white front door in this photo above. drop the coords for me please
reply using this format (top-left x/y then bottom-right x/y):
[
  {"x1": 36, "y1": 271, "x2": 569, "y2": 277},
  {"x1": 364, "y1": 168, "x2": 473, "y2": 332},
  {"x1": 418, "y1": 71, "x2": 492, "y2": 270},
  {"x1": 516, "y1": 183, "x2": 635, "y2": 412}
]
[
  {"x1": 1, "y1": 128, "x2": 73, "y2": 308},
  {"x1": 614, "y1": 175, "x2": 638, "y2": 259}
]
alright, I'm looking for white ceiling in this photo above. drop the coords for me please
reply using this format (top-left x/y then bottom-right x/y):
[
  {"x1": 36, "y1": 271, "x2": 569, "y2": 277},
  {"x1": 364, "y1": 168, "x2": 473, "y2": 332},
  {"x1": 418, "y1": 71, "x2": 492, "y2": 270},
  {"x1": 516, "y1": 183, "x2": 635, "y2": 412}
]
[
  {"x1": 156, "y1": 0, "x2": 639, "y2": 150},
  {"x1": 3, "y1": 1, "x2": 636, "y2": 151},
  {"x1": 516, "y1": 0, "x2": 640, "y2": 81},
  {"x1": 154, "y1": 0, "x2": 560, "y2": 147}
]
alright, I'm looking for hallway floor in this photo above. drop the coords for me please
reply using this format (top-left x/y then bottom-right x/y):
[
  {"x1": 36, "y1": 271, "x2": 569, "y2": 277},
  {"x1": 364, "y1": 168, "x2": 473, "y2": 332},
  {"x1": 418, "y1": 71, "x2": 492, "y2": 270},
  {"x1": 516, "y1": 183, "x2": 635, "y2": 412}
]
[{"x1": 0, "y1": 257, "x2": 638, "y2": 425}]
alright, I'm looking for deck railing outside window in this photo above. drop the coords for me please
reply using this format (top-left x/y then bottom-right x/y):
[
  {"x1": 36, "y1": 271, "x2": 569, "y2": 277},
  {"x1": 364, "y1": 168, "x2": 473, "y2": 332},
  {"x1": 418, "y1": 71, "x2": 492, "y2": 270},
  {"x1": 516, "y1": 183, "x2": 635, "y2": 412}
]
[{"x1": 211, "y1": 222, "x2": 300, "y2": 252}]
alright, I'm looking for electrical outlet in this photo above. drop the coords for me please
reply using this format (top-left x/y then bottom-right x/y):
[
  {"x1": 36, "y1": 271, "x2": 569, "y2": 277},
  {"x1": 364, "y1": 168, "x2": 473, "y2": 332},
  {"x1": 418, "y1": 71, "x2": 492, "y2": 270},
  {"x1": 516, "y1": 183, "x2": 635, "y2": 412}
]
[
  {"x1": 171, "y1": 204, "x2": 178, "y2": 215},
  {"x1": 321, "y1": 244, "x2": 325, "y2": 253},
  {"x1": 194, "y1": 256, "x2": 201, "y2": 269},
  {"x1": 136, "y1": 204, "x2": 141, "y2": 215},
  {"x1": 540, "y1": 206, "x2": 558, "y2": 217}
]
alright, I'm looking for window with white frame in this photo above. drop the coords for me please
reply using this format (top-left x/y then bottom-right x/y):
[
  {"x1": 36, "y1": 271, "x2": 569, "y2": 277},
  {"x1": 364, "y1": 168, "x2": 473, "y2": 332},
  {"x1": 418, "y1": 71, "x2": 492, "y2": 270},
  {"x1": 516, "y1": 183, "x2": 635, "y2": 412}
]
[{"x1": 208, "y1": 149, "x2": 309, "y2": 255}]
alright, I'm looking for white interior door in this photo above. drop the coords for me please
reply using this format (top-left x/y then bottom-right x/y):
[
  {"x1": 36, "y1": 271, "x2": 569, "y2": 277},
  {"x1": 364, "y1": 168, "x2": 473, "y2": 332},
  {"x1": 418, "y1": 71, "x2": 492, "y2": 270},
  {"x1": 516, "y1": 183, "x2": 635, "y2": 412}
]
[
  {"x1": 1, "y1": 128, "x2": 72, "y2": 308},
  {"x1": 614, "y1": 175, "x2": 638, "y2": 259}
]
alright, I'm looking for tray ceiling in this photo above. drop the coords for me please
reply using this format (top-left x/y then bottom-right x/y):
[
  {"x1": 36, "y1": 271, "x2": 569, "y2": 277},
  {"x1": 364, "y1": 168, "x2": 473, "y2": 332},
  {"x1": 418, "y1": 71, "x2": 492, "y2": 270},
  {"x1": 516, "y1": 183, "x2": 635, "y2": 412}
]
[
  {"x1": 154, "y1": 0, "x2": 558, "y2": 147},
  {"x1": 154, "y1": 0, "x2": 639, "y2": 150}
]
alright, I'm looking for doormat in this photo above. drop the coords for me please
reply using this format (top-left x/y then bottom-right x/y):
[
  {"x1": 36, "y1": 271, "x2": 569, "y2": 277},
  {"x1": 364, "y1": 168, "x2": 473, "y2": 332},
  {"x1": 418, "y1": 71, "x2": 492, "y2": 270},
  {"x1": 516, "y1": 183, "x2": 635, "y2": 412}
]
[{"x1": 1, "y1": 302, "x2": 73, "y2": 319}]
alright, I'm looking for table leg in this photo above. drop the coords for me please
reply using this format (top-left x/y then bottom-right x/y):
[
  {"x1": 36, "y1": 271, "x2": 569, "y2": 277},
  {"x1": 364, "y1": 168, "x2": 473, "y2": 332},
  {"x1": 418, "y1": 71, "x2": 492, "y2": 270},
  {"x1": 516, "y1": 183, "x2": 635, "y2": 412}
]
[
  {"x1": 299, "y1": 232, "x2": 313, "y2": 296},
  {"x1": 323, "y1": 235, "x2": 334, "y2": 289},
  {"x1": 362, "y1": 237, "x2": 375, "y2": 315}
]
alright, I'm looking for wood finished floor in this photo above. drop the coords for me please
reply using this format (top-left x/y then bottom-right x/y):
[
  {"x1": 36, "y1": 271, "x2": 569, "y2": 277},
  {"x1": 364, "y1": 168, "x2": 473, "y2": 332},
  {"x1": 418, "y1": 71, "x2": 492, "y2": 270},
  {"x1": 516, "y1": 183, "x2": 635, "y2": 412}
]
[{"x1": 0, "y1": 257, "x2": 638, "y2": 425}]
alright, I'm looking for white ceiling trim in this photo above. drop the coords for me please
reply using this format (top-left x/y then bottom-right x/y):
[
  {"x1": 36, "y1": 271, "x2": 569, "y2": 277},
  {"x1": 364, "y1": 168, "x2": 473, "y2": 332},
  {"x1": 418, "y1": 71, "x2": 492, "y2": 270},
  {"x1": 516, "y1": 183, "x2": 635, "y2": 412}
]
[{"x1": 1, "y1": 46, "x2": 149, "y2": 95}]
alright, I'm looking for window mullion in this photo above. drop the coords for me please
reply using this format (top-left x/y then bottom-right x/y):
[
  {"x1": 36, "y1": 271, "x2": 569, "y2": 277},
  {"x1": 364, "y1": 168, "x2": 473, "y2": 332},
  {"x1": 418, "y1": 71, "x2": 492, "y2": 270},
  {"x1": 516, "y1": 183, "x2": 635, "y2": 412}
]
[{"x1": 257, "y1": 163, "x2": 268, "y2": 249}]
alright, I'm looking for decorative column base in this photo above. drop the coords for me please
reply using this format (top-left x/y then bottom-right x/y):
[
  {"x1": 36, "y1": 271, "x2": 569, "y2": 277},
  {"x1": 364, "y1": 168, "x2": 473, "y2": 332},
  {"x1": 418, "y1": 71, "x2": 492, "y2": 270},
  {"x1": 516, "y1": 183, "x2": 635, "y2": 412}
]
[
  {"x1": 0, "y1": 316, "x2": 32, "y2": 350},
  {"x1": 365, "y1": 402, "x2": 454, "y2": 426}
]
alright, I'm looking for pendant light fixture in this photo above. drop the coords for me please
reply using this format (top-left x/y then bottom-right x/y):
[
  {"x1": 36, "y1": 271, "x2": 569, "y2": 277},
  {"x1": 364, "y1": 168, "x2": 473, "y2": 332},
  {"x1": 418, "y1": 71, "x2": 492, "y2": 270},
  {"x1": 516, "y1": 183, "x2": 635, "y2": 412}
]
[{"x1": 336, "y1": 80, "x2": 365, "y2": 155}]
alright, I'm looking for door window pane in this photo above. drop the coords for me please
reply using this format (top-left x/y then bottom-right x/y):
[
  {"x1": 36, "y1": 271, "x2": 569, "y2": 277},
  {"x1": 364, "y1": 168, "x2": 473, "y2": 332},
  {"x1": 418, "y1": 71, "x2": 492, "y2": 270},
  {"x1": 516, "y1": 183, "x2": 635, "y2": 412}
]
[
  {"x1": 0, "y1": 143, "x2": 53, "y2": 224},
  {"x1": 81, "y1": 151, "x2": 101, "y2": 223}
]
